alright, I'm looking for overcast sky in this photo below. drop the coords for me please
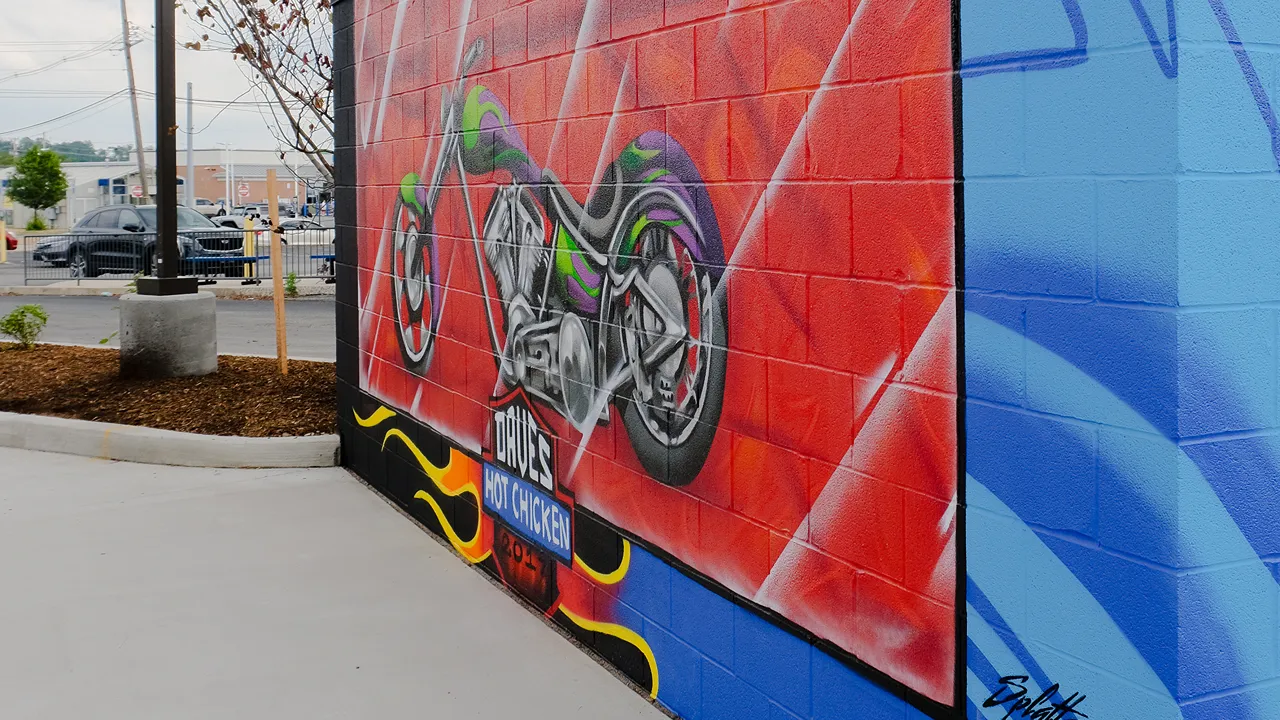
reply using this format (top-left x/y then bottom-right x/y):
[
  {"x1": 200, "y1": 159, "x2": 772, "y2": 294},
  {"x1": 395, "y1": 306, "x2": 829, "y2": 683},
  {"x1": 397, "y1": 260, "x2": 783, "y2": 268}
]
[{"x1": 0, "y1": 0, "x2": 287, "y2": 152}]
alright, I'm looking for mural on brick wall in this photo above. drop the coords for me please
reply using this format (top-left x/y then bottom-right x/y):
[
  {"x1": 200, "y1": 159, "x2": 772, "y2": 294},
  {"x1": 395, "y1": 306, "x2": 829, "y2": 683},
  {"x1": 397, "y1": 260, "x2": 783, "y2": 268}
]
[
  {"x1": 388, "y1": 44, "x2": 729, "y2": 487},
  {"x1": 348, "y1": 0, "x2": 958, "y2": 713},
  {"x1": 962, "y1": 0, "x2": 1280, "y2": 718}
]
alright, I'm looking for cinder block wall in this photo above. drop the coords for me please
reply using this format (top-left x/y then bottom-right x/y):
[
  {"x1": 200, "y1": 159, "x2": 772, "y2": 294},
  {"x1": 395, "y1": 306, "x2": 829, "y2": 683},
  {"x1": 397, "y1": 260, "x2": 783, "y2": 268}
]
[
  {"x1": 962, "y1": 0, "x2": 1280, "y2": 717},
  {"x1": 333, "y1": 0, "x2": 1280, "y2": 717}
]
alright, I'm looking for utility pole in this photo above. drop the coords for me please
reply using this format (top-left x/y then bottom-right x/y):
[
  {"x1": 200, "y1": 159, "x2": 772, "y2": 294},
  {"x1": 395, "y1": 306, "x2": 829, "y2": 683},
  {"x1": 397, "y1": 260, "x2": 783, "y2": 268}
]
[
  {"x1": 136, "y1": 0, "x2": 190, "y2": 295},
  {"x1": 185, "y1": 82, "x2": 194, "y2": 208},
  {"x1": 119, "y1": 0, "x2": 148, "y2": 201}
]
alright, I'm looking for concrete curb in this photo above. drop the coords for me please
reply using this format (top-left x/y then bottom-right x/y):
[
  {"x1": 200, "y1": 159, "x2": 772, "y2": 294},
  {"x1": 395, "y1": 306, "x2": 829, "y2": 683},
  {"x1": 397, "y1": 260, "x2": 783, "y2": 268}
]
[
  {"x1": 0, "y1": 411, "x2": 340, "y2": 468},
  {"x1": 40, "y1": 342, "x2": 337, "y2": 365},
  {"x1": 0, "y1": 285, "x2": 335, "y2": 299}
]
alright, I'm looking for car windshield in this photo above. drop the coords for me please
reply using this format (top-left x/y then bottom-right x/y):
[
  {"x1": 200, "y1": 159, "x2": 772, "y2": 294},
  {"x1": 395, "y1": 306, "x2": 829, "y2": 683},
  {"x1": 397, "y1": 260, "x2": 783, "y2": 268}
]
[{"x1": 137, "y1": 207, "x2": 218, "y2": 229}]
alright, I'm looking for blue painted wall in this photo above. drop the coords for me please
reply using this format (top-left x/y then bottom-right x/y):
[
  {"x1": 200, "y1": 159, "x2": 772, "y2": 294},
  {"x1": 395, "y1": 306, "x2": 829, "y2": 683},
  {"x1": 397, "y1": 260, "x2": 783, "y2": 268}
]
[{"x1": 962, "y1": 0, "x2": 1280, "y2": 717}]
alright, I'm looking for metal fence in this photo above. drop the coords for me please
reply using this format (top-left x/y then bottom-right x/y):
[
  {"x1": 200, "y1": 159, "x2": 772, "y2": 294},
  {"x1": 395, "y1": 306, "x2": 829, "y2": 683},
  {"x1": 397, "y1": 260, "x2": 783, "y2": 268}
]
[{"x1": 22, "y1": 226, "x2": 336, "y2": 286}]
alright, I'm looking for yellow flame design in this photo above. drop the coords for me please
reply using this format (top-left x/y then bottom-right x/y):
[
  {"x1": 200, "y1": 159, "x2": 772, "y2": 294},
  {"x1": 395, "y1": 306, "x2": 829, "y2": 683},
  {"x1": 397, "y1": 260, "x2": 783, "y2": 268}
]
[
  {"x1": 573, "y1": 539, "x2": 632, "y2": 586},
  {"x1": 359, "y1": 405, "x2": 490, "y2": 564},
  {"x1": 353, "y1": 406, "x2": 398, "y2": 427},
  {"x1": 559, "y1": 604, "x2": 659, "y2": 699}
]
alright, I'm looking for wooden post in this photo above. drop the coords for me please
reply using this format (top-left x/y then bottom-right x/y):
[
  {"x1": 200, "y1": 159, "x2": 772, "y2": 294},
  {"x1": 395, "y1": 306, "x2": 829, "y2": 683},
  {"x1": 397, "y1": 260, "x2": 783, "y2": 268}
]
[
  {"x1": 0, "y1": 214, "x2": 7, "y2": 265},
  {"x1": 242, "y1": 216, "x2": 255, "y2": 279},
  {"x1": 267, "y1": 170, "x2": 288, "y2": 374}
]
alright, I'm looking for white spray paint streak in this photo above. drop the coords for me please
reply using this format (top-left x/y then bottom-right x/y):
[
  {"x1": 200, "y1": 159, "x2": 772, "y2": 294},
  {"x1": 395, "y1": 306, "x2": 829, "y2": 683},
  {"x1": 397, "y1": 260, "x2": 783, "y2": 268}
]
[
  {"x1": 856, "y1": 352, "x2": 898, "y2": 417},
  {"x1": 358, "y1": 204, "x2": 394, "y2": 357},
  {"x1": 718, "y1": 0, "x2": 869, "y2": 285},
  {"x1": 588, "y1": 54, "x2": 636, "y2": 196},
  {"x1": 372, "y1": 0, "x2": 413, "y2": 144},
  {"x1": 449, "y1": 0, "x2": 476, "y2": 77},
  {"x1": 546, "y1": 0, "x2": 609, "y2": 167},
  {"x1": 758, "y1": 293, "x2": 953, "y2": 603},
  {"x1": 356, "y1": 0, "x2": 375, "y2": 147}
]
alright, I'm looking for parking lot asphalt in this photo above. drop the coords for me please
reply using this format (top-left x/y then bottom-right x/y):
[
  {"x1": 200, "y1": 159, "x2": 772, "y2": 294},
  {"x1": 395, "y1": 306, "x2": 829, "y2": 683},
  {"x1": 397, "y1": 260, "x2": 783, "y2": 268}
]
[
  {"x1": 0, "y1": 294, "x2": 336, "y2": 361},
  {"x1": 0, "y1": 252, "x2": 26, "y2": 287}
]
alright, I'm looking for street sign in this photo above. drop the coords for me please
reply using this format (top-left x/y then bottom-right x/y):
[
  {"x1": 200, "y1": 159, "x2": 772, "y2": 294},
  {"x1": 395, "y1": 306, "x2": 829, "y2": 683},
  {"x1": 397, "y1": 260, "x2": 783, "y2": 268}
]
[
  {"x1": 237, "y1": 183, "x2": 250, "y2": 199},
  {"x1": 130, "y1": 185, "x2": 143, "y2": 198}
]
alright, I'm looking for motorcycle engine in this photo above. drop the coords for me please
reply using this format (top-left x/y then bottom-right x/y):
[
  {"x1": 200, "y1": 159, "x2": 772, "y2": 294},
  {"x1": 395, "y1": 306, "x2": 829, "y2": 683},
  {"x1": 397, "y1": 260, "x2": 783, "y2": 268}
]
[{"x1": 483, "y1": 184, "x2": 548, "y2": 307}]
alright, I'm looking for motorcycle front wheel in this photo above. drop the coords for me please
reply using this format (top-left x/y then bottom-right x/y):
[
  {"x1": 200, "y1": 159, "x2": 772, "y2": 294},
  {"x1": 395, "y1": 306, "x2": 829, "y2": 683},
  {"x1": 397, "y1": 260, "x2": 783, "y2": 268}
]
[
  {"x1": 390, "y1": 194, "x2": 441, "y2": 374},
  {"x1": 611, "y1": 198, "x2": 727, "y2": 487}
]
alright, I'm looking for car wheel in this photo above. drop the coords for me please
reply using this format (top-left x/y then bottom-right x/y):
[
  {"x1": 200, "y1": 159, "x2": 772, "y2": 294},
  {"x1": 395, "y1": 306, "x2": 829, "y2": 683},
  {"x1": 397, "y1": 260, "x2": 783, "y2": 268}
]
[{"x1": 69, "y1": 247, "x2": 96, "y2": 278}]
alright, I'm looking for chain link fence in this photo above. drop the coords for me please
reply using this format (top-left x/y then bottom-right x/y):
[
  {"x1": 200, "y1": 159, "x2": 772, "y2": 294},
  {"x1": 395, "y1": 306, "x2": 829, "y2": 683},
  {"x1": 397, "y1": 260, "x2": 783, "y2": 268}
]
[{"x1": 22, "y1": 224, "x2": 335, "y2": 286}]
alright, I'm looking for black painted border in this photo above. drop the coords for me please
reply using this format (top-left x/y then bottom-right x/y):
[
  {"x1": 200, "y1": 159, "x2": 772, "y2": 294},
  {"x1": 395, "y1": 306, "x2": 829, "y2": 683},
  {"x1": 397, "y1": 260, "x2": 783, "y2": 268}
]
[{"x1": 951, "y1": 0, "x2": 968, "y2": 714}]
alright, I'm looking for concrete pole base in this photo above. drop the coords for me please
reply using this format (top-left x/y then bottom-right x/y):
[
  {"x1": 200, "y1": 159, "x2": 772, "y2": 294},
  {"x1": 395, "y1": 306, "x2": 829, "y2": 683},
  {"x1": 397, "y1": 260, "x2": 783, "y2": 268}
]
[{"x1": 119, "y1": 291, "x2": 218, "y2": 378}]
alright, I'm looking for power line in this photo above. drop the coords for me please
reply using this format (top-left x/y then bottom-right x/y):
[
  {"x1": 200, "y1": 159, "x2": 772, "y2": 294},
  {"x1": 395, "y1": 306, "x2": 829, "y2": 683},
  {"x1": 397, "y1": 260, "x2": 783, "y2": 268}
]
[
  {"x1": 0, "y1": 37, "x2": 123, "y2": 85},
  {"x1": 0, "y1": 91, "x2": 128, "y2": 135},
  {"x1": 0, "y1": 68, "x2": 124, "y2": 73},
  {"x1": 40, "y1": 96, "x2": 130, "y2": 136},
  {"x1": 185, "y1": 86, "x2": 257, "y2": 135},
  {"x1": 0, "y1": 37, "x2": 121, "y2": 46}
]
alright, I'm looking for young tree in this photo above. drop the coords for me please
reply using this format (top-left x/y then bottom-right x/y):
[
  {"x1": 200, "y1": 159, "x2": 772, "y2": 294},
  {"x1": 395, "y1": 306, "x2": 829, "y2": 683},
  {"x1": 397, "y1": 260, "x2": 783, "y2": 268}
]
[
  {"x1": 8, "y1": 147, "x2": 68, "y2": 214},
  {"x1": 48, "y1": 140, "x2": 106, "y2": 163},
  {"x1": 185, "y1": 0, "x2": 334, "y2": 187}
]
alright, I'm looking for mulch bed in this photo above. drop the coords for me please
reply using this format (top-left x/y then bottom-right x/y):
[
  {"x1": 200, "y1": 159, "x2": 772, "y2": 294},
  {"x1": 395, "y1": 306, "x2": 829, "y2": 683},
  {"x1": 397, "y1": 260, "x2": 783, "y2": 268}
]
[{"x1": 0, "y1": 344, "x2": 335, "y2": 437}]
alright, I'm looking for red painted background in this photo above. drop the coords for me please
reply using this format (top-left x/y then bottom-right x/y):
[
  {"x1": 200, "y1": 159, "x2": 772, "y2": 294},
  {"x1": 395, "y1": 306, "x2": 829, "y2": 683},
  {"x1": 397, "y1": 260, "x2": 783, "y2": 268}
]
[{"x1": 354, "y1": 0, "x2": 957, "y2": 703}]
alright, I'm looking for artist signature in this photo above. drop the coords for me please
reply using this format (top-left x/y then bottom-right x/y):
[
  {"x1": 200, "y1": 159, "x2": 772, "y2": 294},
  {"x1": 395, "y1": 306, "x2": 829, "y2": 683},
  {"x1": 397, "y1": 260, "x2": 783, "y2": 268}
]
[{"x1": 982, "y1": 675, "x2": 1089, "y2": 720}]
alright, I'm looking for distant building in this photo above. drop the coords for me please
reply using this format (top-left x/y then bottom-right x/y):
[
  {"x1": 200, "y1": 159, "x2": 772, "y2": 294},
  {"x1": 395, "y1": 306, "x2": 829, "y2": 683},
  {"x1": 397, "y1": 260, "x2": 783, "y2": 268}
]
[{"x1": 0, "y1": 149, "x2": 330, "y2": 229}]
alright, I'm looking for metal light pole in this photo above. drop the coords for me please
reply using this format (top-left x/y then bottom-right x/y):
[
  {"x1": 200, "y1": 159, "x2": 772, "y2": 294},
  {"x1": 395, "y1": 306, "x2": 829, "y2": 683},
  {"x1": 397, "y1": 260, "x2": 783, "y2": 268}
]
[
  {"x1": 185, "y1": 82, "x2": 195, "y2": 209},
  {"x1": 138, "y1": 0, "x2": 194, "y2": 295}
]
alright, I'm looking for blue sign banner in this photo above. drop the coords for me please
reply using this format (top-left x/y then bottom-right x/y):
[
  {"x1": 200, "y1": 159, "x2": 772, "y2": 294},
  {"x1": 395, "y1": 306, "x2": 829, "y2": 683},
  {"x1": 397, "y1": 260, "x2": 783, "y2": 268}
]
[{"x1": 482, "y1": 462, "x2": 572, "y2": 563}]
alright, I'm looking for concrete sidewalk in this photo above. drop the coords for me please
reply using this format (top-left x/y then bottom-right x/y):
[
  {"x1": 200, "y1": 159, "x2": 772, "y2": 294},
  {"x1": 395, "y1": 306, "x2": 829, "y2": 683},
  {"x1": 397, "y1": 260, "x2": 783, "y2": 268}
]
[{"x1": 0, "y1": 448, "x2": 665, "y2": 720}]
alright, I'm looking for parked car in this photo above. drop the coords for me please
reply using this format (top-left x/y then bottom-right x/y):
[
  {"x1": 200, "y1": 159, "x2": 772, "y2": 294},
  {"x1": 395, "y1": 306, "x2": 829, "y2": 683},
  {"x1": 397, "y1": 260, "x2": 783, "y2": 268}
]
[
  {"x1": 32, "y1": 234, "x2": 70, "y2": 265},
  {"x1": 216, "y1": 204, "x2": 298, "y2": 229},
  {"x1": 5, "y1": 230, "x2": 16, "y2": 252},
  {"x1": 278, "y1": 219, "x2": 333, "y2": 244},
  {"x1": 215, "y1": 205, "x2": 261, "y2": 229},
  {"x1": 64, "y1": 204, "x2": 247, "y2": 278},
  {"x1": 193, "y1": 198, "x2": 225, "y2": 217}
]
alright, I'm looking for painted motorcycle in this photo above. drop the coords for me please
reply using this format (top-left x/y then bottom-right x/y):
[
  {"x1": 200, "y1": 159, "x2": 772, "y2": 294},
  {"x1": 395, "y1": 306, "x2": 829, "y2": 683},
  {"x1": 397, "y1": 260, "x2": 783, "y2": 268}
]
[{"x1": 390, "y1": 40, "x2": 728, "y2": 486}]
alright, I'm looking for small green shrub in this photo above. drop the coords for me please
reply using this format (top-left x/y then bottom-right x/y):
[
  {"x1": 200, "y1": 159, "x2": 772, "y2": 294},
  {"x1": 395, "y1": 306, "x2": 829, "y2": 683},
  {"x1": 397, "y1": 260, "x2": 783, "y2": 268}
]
[
  {"x1": 0, "y1": 304, "x2": 48, "y2": 349},
  {"x1": 25, "y1": 216, "x2": 47, "y2": 231},
  {"x1": 285, "y1": 271, "x2": 298, "y2": 298}
]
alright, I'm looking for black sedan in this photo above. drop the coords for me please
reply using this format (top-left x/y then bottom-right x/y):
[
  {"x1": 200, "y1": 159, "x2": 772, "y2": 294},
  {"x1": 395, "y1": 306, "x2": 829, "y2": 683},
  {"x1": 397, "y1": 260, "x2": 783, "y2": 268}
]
[{"x1": 63, "y1": 205, "x2": 249, "y2": 278}]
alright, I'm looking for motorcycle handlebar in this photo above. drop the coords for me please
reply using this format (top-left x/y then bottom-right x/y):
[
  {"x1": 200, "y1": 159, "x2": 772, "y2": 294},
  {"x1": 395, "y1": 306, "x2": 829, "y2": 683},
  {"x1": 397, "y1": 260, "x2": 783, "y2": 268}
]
[{"x1": 460, "y1": 38, "x2": 486, "y2": 77}]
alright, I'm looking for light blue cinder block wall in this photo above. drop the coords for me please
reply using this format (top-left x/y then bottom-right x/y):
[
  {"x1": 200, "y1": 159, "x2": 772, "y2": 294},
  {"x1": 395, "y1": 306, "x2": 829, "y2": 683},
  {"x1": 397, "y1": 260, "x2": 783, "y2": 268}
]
[{"x1": 962, "y1": 0, "x2": 1280, "y2": 717}]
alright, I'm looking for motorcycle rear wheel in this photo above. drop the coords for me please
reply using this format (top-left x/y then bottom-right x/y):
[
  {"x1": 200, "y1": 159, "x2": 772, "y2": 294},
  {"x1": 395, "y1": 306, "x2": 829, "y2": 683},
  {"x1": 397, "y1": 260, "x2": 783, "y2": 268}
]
[{"x1": 612, "y1": 202, "x2": 727, "y2": 487}]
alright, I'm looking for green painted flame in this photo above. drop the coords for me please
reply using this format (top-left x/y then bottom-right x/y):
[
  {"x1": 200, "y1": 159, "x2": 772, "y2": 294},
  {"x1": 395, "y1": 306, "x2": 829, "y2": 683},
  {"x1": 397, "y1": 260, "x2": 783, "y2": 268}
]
[
  {"x1": 400, "y1": 173, "x2": 423, "y2": 215},
  {"x1": 461, "y1": 85, "x2": 501, "y2": 151},
  {"x1": 618, "y1": 141, "x2": 662, "y2": 174},
  {"x1": 555, "y1": 224, "x2": 600, "y2": 299}
]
